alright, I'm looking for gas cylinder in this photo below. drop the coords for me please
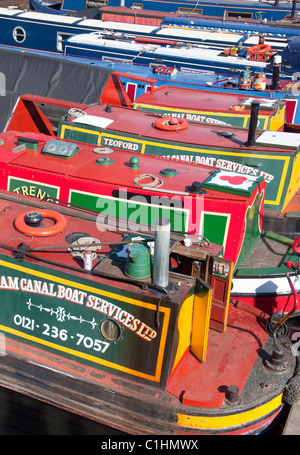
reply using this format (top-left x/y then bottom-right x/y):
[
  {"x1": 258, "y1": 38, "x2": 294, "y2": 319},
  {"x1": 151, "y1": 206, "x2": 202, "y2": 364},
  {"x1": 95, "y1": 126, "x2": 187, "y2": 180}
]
[
  {"x1": 253, "y1": 71, "x2": 266, "y2": 91},
  {"x1": 238, "y1": 70, "x2": 252, "y2": 90}
]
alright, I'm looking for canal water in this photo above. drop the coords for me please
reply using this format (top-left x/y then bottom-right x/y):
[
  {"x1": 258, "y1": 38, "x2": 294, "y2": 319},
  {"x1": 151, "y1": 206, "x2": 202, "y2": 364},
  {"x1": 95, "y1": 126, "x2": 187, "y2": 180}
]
[{"x1": 0, "y1": 385, "x2": 125, "y2": 435}]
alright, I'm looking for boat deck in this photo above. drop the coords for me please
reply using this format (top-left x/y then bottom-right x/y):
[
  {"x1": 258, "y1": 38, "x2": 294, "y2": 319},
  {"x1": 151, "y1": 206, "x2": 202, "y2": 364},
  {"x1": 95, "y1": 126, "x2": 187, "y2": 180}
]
[
  {"x1": 134, "y1": 86, "x2": 282, "y2": 115},
  {"x1": 0, "y1": 130, "x2": 250, "y2": 199},
  {"x1": 167, "y1": 302, "x2": 271, "y2": 407},
  {"x1": 238, "y1": 236, "x2": 290, "y2": 270},
  {"x1": 65, "y1": 103, "x2": 299, "y2": 153}
]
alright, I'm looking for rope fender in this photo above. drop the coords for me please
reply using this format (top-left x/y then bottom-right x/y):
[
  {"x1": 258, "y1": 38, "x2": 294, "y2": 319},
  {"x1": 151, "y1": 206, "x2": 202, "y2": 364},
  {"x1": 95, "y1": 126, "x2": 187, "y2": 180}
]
[{"x1": 284, "y1": 355, "x2": 300, "y2": 404}]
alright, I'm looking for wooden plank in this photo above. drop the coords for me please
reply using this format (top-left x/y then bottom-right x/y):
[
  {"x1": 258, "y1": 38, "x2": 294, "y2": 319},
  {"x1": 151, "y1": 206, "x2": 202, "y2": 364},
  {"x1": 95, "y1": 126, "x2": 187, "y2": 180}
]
[{"x1": 283, "y1": 402, "x2": 300, "y2": 435}]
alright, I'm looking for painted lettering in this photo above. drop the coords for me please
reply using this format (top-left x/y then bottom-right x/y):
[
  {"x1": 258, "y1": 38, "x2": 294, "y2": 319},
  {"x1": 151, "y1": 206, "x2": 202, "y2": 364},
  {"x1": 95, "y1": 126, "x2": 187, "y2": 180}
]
[
  {"x1": 103, "y1": 137, "x2": 139, "y2": 151},
  {"x1": 0, "y1": 276, "x2": 19, "y2": 290},
  {"x1": 13, "y1": 186, "x2": 51, "y2": 201},
  {"x1": 0, "y1": 273, "x2": 157, "y2": 342},
  {"x1": 84, "y1": 294, "x2": 157, "y2": 341}
]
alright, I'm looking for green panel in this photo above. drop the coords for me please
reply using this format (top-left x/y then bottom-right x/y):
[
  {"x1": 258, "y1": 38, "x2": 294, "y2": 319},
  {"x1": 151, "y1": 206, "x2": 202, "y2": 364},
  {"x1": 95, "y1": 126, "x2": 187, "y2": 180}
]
[
  {"x1": 133, "y1": 104, "x2": 270, "y2": 129},
  {"x1": 59, "y1": 123, "x2": 99, "y2": 146},
  {"x1": 0, "y1": 255, "x2": 172, "y2": 382},
  {"x1": 98, "y1": 133, "x2": 292, "y2": 210},
  {"x1": 8, "y1": 177, "x2": 59, "y2": 202},
  {"x1": 70, "y1": 191, "x2": 187, "y2": 232},
  {"x1": 234, "y1": 190, "x2": 264, "y2": 269},
  {"x1": 202, "y1": 213, "x2": 228, "y2": 246}
]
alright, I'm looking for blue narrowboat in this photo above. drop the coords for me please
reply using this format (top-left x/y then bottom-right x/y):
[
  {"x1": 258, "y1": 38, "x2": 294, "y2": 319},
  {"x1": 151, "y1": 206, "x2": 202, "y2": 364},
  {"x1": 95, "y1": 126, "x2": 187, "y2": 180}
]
[{"x1": 29, "y1": 0, "x2": 299, "y2": 21}]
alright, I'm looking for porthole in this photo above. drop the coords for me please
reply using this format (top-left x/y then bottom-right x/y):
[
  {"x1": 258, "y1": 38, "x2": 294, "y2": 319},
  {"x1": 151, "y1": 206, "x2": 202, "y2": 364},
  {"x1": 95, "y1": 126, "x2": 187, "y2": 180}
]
[
  {"x1": 100, "y1": 318, "x2": 121, "y2": 342},
  {"x1": 13, "y1": 26, "x2": 26, "y2": 43}
]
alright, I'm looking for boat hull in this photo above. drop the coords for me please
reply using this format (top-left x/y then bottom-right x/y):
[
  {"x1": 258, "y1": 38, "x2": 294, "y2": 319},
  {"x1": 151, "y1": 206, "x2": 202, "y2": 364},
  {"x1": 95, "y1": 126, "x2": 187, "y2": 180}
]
[
  {"x1": 0, "y1": 337, "x2": 288, "y2": 435},
  {"x1": 0, "y1": 191, "x2": 295, "y2": 435},
  {"x1": 0, "y1": 266, "x2": 294, "y2": 435}
]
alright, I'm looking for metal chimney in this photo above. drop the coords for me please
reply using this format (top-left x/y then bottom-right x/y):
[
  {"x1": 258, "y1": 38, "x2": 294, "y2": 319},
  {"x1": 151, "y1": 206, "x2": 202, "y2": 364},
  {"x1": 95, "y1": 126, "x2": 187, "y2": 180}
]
[{"x1": 154, "y1": 218, "x2": 171, "y2": 288}]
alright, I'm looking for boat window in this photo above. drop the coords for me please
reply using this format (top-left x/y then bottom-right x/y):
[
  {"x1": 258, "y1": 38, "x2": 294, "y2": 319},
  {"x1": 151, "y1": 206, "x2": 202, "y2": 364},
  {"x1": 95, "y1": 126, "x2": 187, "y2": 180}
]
[
  {"x1": 131, "y1": 3, "x2": 144, "y2": 9},
  {"x1": 226, "y1": 11, "x2": 253, "y2": 19},
  {"x1": 92, "y1": 0, "x2": 108, "y2": 6},
  {"x1": 100, "y1": 319, "x2": 121, "y2": 342},
  {"x1": 12, "y1": 26, "x2": 26, "y2": 43},
  {"x1": 57, "y1": 32, "x2": 75, "y2": 52},
  {"x1": 177, "y1": 7, "x2": 203, "y2": 15}
]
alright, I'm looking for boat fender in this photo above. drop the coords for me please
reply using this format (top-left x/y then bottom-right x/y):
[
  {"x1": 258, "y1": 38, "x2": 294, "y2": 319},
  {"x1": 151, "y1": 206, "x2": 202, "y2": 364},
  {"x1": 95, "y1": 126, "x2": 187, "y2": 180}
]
[
  {"x1": 292, "y1": 236, "x2": 300, "y2": 254},
  {"x1": 283, "y1": 356, "x2": 300, "y2": 404},
  {"x1": 14, "y1": 210, "x2": 67, "y2": 237},
  {"x1": 247, "y1": 44, "x2": 271, "y2": 55},
  {"x1": 154, "y1": 117, "x2": 188, "y2": 131}
]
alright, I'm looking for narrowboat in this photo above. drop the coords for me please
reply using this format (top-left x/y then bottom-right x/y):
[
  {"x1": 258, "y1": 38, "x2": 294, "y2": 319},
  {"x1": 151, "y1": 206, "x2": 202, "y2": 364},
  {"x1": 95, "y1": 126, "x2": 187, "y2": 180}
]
[
  {"x1": 0, "y1": 189, "x2": 297, "y2": 434},
  {"x1": 95, "y1": 5, "x2": 300, "y2": 33},
  {"x1": 29, "y1": 0, "x2": 299, "y2": 21},
  {"x1": 62, "y1": 31, "x2": 292, "y2": 79},
  {"x1": 42, "y1": 97, "x2": 300, "y2": 215},
  {"x1": 29, "y1": 1, "x2": 300, "y2": 38},
  {"x1": 1, "y1": 119, "x2": 300, "y2": 318},
  {"x1": 0, "y1": 128, "x2": 265, "y2": 270},
  {"x1": 132, "y1": 84, "x2": 286, "y2": 130},
  {"x1": 118, "y1": 66, "x2": 300, "y2": 124},
  {"x1": 0, "y1": 6, "x2": 289, "y2": 54}
]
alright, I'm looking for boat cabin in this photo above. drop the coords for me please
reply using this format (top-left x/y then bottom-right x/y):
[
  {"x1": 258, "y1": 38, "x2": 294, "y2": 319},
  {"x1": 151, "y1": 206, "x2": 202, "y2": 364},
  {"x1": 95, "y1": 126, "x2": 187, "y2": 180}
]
[
  {"x1": 53, "y1": 100, "x2": 300, "y2": 214},
  {"x1": 0, "y1": 129, "x2": 265, "y2": 270},
  {"x1": 133, "y1": 85, "x2": 286, "y2": 130}
]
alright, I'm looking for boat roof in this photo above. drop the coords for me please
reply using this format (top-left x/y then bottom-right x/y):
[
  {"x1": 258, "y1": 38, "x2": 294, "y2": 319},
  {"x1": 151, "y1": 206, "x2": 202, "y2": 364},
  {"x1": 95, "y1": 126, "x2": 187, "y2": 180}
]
[
  {"x1": 0, "y1": 8, "x2": 83, "y2": 23},
  {"x1": 63, "y1": 103, "x2": 300, "y2": 152},
  {"x1": 65, "y1": 33, "x2": 268, "y2": 68},
  {"x1": 160, "y1": 15, "x2": 300, "y2": 37},
  {"x1": 0, "y1": 189, "x2": 195, "y2": 300},
  {"x1": 0, "y1": 131, "x2": 260, "y2": 201},
  {"x1": 133, "y1": 86, "x2": 282, "y2": 114},
  {"x1": 155, "y1": 28, "x2": 287, "y2": 48}
]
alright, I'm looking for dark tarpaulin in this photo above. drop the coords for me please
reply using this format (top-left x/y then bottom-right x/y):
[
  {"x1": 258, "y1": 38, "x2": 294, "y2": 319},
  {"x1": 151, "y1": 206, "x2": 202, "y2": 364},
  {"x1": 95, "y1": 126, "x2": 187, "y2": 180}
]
[{"x1": 0, "y1": 47, "x2": 113, "y2": 132}]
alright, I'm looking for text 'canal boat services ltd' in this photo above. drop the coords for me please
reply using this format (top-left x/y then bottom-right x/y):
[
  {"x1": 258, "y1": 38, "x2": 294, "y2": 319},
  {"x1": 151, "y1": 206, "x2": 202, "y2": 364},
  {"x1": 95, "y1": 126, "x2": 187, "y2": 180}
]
[{"x1": 0, "y1": 189, "x2": 298, "y2": 434}]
